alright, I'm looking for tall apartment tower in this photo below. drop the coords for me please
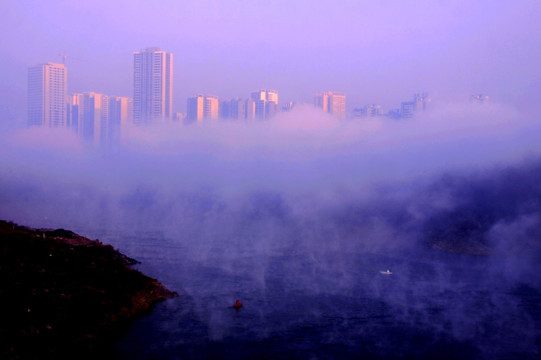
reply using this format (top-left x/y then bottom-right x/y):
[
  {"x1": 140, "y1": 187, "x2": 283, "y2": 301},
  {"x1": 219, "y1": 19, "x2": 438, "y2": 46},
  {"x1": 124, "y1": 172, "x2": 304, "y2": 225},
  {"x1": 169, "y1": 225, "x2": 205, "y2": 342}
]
[
  {"x1": 70, "y1": 92, "x2": 109, "y2": 145},
  {"x1": 203, "y1": 96, "x2": 219, "y2": 120},
  {"x1": 187, "y1": 95, "x2": 219, "y2": 121},
  {"x1": 133, "y1": 47, "x2": 173, "y2": 124},
  {"x1": 109, "y1": 96, "x2": 133, "y2": 145},
  {"x1": 70, "y1": 93, "x2": 132, "y2": 146},
  {"x1": 251, "y1": 89, "x2": 278, "y2": 119},
  {"x1": 230, "y1": 98, "x2": 247, "y2": 120},
  {"x1": 27, "y1": 62, "x2": 67, "y2": 127},
  {"x1": 314, "y1": 91, "x2": 346, "y2": 117},
  {"x1": 187, "y1": 95, "x2": 205, "y2": 121}
]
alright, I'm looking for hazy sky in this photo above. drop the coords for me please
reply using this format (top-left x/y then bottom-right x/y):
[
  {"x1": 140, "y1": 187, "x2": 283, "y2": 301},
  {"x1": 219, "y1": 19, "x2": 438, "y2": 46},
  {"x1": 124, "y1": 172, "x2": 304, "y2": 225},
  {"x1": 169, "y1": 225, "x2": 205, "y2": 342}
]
[{"x1": 1, "y1": 0, "x2": 540, "y2": 121}]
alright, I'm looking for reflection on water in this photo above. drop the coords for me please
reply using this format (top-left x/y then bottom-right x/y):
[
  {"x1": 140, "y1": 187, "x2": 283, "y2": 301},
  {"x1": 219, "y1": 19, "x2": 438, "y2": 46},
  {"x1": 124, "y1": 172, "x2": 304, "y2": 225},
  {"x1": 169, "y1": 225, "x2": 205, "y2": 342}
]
[{"x1": 83, "y1": 231, "x2": 541, "y2": 360}]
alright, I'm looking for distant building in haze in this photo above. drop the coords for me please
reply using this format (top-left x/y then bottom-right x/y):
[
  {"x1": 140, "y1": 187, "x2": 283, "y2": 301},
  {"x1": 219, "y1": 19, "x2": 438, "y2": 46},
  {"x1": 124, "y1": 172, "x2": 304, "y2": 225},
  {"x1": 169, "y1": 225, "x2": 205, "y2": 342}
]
[
  {"x1": 245, "y1": 98, "x2": 255, "y2": 120},
  {"x1": 470, "y1": 94, "x2": 489, "y2": 103},
  {"x1": 314, "y1": 91, "x2": 346, "y2": 117},
  {"x1": 187, "y1": 95, "x2": 204, "y2": 122},
  {"x1": 27, "y1": 62, "x2": 67, "y2": 127},
  {"x1": 353, "y1": 104, "x2": 383, "y2": 118},
  {"x1": 220, "y1": 98, "x2": 249, "y2": 120},
  {"x1": 108, "y1": 96, "x2": 133, "y2": 144},
  {"x1": 70, "y1": 92, "x2": 109, "y2": 145},
  {"x1": 133, "y1": 47, "x2": 173, "y2": 124},
  {"x1": 400, "y1": 101, "x2": 416, "y2": 118},
  {"x1": 219, "y1": 100, "x2": 230, "y2": 119},
  {"x1": 400, "y1": 93, "x2": 430, "y2": 118},
  {"x1": 251, "y1": 89, "x2": 278, "y2": 119},
  {"x1": 413, "y1": 93, "x2": 430, "y2": 111},
  {"x1": 174, "y1": 112, "x2": 186, "y2": 122},
  {"x1": 282, "y1": 101, "x2": 296, "y2": 112},
  {"x1": 204, "y1": 95, "x2": 219, "y2": 120},
  {"x1": 187, "y1": 95, "x2": 219, "y2": 121},
  {"x1": 70, "y1": 93, "x2": 132, "y2": 146}
]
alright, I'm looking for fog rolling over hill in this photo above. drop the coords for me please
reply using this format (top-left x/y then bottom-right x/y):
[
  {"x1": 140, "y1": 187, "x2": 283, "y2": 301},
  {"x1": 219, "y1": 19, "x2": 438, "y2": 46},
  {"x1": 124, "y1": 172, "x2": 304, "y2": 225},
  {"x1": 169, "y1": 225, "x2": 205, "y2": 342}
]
[{"x1": 1, "y1": 102, "x2": 541, "y2": 358}]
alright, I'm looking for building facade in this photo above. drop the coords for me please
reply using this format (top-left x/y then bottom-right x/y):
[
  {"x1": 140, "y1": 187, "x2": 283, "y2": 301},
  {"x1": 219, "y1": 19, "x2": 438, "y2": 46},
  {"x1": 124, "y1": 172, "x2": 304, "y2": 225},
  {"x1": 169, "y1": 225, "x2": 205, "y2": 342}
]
[
  {"x1": 250, "y1": 89, "x2": 278, "y2": 119},
  {"x1": 314, "y1": 91, "x2": 346, "y2": 117},
  {"x1": 70, "y1": 92, "x2": 109, "y2": 145},
  {"x1": 400, "y1": 93, "x2": 429, "y2": 118},
  {"x1": 108, "y1": 96, "x2": 133, "y2": 144},
  {"x1": 352, "y1": 104, "x2": 383, "y2": 118},
  {"x1": 27, "y1": 62, "x2": 67, "y2": 127},
  {"x1": 219, "y1": 98, "x2": 253, "y2": 120},
  {"x1": 204, "y1": 96, "x2": 219, "y2": 120},
  {"x1": 133, "y1": 47, "x2": 173, "y2": 124},
  {"x1": 70, "y1": 93, "x2": 132, "y2": 146},
  {"x1": 187, "y1": 95, "x2": 204, "y2": 121},
  {"x1": 187, "y1": 95, "x2": 220, "y2": 121}
]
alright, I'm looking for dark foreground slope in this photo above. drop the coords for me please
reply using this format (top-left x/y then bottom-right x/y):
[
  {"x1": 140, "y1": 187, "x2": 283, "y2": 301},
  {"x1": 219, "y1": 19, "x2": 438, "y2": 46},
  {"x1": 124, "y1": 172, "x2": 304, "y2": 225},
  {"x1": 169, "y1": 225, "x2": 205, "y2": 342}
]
[{"x1": 0, "y1": 220, "x2": 176, "y2": 359}]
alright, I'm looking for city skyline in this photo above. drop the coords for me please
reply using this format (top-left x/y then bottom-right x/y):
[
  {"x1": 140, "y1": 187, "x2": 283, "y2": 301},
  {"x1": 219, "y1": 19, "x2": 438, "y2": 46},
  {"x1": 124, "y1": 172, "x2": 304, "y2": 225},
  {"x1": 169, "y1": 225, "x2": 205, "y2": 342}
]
[
  {"x1": 27, "y1": 58, "x2": 436, "y2": 128},
  {"x1": 25, "y1": 52, "x2": 434, "y2": 129},
  {"x1": 2, "y1": 1, "x2": 540, "y2": 126},
  {"x1": 2, "y1": 3, "x2": 541, "y2": 358}
]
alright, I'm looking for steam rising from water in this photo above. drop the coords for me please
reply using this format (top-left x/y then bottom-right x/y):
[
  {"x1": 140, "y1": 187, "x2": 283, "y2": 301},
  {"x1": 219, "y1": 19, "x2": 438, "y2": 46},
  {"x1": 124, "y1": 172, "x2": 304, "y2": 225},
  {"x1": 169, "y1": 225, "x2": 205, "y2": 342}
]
[{"x1": 1, "y1": 101, "x2": 540, "y2": 358}]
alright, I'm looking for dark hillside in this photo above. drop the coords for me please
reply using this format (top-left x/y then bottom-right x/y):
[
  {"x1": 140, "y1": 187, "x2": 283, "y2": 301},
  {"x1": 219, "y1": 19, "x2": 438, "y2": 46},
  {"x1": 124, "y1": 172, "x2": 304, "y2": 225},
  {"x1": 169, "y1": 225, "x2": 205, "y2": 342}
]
[{"x1": 0, "y1": 220, "x2": 176, "y2": 359}]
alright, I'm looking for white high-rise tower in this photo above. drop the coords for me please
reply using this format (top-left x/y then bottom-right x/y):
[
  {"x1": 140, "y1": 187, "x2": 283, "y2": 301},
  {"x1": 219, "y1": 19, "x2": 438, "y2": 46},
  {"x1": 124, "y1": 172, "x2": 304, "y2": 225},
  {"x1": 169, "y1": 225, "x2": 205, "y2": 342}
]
[
  {"x1": 27, "y1": 62, "x2": 67, "y2": 127},
  {"x1": 133, "y1": 47, "x2": 173, "y2": 124}
]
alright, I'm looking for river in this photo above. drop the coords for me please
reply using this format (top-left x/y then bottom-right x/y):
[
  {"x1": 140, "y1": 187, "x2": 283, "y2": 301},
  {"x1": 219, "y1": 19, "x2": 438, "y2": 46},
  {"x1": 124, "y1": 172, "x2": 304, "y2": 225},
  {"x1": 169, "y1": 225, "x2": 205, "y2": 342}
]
[{"x1": 77, "y1": 228, "x2": 541, "y2": 360}]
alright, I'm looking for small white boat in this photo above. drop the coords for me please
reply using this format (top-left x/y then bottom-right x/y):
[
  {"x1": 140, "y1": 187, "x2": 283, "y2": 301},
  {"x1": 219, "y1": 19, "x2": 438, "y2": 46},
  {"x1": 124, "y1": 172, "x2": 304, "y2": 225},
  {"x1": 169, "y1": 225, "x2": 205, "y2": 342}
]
[{"x1": 380, "y1": 269, "x2": 392, "y2": 275}]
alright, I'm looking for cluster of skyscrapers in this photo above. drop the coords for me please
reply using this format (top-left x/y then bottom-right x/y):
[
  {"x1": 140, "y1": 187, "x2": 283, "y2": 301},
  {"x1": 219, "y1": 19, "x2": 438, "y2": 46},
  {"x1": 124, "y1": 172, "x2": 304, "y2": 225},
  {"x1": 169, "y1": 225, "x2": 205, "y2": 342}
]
[
  {"x1": 28, "y1": 48, "x2": 298, "y2": 145},
  {"x1": 186, "y1": 90, "x2": 279, "y2": 121},
  {"x1": 27, "y1": 61, "x2": 133, "y2": 146},
  {"x1": 30, "y1": 47, "x2": 479, "y2": 146}
]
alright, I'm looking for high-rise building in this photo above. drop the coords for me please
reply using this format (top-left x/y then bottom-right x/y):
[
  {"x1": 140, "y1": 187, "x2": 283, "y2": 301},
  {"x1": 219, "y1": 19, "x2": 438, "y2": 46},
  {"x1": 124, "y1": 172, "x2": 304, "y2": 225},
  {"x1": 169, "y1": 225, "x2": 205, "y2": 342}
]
[
  {"x1": 329, "y1": 93, "x2": 346, "y2": 116},
  {"x1": 245, "y1": 98, "x2": 255, "y2": 120},
  {"x1": 282, "y1": 101, "x2": 296, "y2": 112},
  {"x1": 70, "y1": 92, "x2": 109, "y2": 145},
  {"x1": 187, "y1": 95, "x2": 220, "y2": 121},
  {"x1": 204, "y1": 96, "x2": 219, "y2": 120},
  {"x1": 27, "y1": 62, "x2": 67, "y2": 127},
  {"x1": 230, "y1": 98, "x2": 247, "y2": 120},
  {"x1": 220, "y1": 98, "x2": 250, "y2": 120},
  {"x1": 133, "y1": 47, "x2": 173, "y2": 124},
  {"x1": 365, "y1": 104, "x2": 383, "y2": 117},
  {"x1": 187, "y1": 95, "x2": 204, "y2": 122},
  {"x1": 314, "y1": 92, "x2": 329, "y2": 112},
  {"x1": 70, "y1": 93, "x2": 132, "y2": 146},
  {"x1": 219, "y1": 100, "x2": 230, "y2": 119},
  {"x1": 352, "y1": 104, "x2": 383, "y2": 118},
  {"x1": 108, "y1": 96, "x2": 133, "y2": 145},
  {"x1": 250, "y1": 89, "x2": 278, "y2": 119},
  {"x1": 413, "y1": 93, "x2": 430, "y2": 111},
  {"x1": 314, "y1": 91, "x2": 346, "y2": 117},
  {"x1": 400, "y1": 93, "x2": 430, "y2": 118},
  {"x1": 400, "y1": 101, "x2": 415, "y2": 118}
]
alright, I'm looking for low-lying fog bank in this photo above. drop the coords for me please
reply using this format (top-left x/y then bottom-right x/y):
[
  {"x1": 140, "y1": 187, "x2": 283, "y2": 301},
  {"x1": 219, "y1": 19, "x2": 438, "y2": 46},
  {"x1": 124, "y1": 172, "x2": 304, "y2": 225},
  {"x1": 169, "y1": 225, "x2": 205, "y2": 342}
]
[{"x1": 1, "y1": 103, "x2": 540, "y2": 358}]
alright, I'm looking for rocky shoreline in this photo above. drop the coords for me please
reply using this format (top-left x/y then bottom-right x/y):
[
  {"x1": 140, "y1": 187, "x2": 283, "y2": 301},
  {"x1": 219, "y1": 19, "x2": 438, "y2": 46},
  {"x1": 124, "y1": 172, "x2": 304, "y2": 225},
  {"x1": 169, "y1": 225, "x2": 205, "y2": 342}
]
[{"x1": 0, "y1": 220, "x2": 176, "y2": 359}]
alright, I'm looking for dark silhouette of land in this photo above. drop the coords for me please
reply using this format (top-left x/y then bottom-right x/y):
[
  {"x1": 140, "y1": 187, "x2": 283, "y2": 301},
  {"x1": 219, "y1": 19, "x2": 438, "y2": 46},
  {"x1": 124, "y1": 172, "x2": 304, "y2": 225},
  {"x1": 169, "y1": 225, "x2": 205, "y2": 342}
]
[{"x1": 0, "y1": 220, "x2": 176, "y2": 359}]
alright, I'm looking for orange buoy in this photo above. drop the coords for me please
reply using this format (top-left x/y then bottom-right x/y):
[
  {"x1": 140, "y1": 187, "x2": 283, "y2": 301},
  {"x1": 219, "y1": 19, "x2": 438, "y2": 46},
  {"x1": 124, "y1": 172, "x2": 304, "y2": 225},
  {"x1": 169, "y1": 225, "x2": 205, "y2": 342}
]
[{"x1": 233, "y1": 299, "x2": 243, "y2": 309}]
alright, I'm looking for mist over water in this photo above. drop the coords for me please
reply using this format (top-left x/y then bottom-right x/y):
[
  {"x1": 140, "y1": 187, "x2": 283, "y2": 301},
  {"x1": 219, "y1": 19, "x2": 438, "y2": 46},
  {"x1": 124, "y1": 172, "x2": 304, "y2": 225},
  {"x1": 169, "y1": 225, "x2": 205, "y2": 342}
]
[{"x1": 1, "y1": 103, "x2": 541, "y2": 358}]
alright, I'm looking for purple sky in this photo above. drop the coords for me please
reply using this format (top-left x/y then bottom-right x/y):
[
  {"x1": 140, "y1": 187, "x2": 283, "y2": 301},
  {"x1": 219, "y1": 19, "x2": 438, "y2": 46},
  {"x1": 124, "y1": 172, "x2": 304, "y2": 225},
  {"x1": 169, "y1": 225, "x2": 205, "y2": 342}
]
[{"x1": 1, "y1": 0, "x2": 540, "y2": 121}]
